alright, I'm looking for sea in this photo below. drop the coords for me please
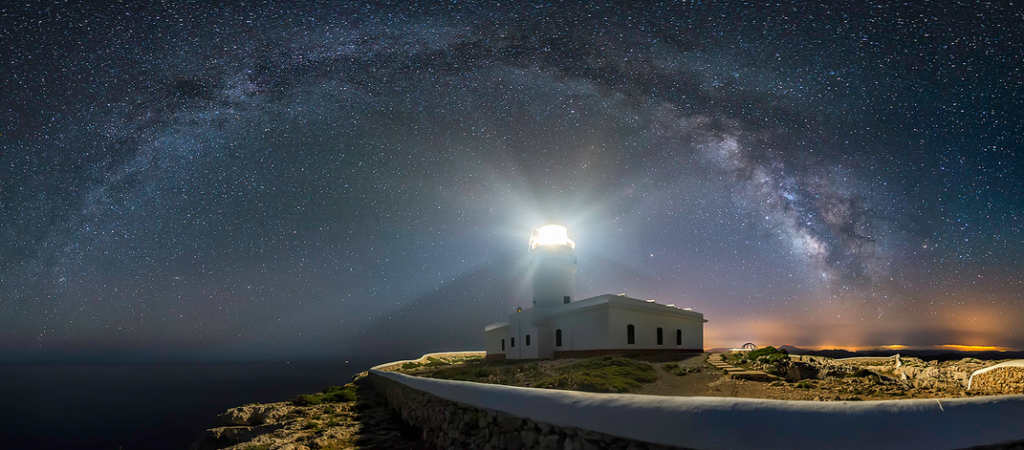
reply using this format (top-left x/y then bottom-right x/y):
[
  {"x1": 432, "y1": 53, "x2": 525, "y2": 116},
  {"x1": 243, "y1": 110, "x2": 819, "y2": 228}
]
[{"x1": 0, "y1": 359, "x2": 377, "y2": 450}]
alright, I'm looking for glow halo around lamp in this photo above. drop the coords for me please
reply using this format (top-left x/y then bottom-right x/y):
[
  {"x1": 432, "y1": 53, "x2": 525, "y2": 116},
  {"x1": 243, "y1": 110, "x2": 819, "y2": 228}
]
[{"x1": 529, "y1": 224, "x2": 575, "y2": 249}]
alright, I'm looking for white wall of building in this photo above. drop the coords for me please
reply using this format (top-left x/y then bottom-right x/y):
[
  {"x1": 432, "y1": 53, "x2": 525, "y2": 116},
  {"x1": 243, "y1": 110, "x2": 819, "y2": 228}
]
[
  {"x1": 486, "y1": 296, "x2": 704, "y2": 359},
  {"x1": 546, "y1": 306, "x2": 610, "y2": 352},
  {"x1": 607, "y1": 303, "x2": 704, "y2": 350},
  {"x1": 508, "y1": 309, "x2": 543, "y2": 359},
  {"x1": 484, "y1": 325, "x2": 508, "y2": 357}
]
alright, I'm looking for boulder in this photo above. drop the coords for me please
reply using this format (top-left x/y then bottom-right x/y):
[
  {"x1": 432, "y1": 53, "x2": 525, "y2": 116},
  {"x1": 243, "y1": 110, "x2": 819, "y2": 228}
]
[{"x1": 217, "y1": 402, "x2": 295, "y2": 426}]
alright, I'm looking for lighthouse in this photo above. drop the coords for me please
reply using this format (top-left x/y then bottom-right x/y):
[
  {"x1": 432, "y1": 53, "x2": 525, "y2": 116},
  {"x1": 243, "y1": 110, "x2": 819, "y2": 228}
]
[
  {"x1": 484, "y1": 224, "x2": 706, "y2": 360},
  {"x1": 529, "y1": 225, "x2": 578, "y2": 309}
]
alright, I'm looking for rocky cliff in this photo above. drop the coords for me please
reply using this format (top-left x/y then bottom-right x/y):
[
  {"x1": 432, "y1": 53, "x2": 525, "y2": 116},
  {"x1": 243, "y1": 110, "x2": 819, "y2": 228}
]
[{"x1": 189, "y1": 375, "x2": 427, "y2": 450}]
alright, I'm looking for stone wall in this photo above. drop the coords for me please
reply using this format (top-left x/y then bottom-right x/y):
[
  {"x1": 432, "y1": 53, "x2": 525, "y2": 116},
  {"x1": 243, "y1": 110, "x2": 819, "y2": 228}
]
[
  {"x1": 970, "y1": 367, "x2": 1024, "y2": 394},
  {"x1": 370, "y1": 373, "x2": 688, "y2": 450},
  {"x1": 370, "y1": 355, "x2": 1024, "y2": 450}
]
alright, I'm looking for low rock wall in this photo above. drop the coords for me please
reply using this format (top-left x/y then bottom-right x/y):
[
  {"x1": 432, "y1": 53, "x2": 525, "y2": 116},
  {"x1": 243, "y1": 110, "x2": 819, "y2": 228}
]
[
  {"x1": 971, "y1": 367, "x2": 1024, "y2": 394},
  {"x1": 370, "y1": 373, "x2": 685, "y2": 450},
  {"x1": 369, "y1": 366, "x2": 1024, "y2": 450}
]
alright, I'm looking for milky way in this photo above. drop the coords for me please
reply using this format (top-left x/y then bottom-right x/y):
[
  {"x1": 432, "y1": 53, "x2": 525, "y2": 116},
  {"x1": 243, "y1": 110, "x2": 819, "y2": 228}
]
[{"x1": 2, "y1": 2, "x2": 1022, "y2": 362}]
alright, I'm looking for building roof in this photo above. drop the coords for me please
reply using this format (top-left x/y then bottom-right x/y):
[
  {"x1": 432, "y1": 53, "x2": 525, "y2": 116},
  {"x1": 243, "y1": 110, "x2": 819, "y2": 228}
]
[
  {"x1": 484, "y1": 322, "x2": 509, "y2": 331},
  {"x1": 484, "y1": 293, "x2": 706, "y2": 329},
  {"x1": 559, "y1": 293, "x2": 706, "y2": 321}
]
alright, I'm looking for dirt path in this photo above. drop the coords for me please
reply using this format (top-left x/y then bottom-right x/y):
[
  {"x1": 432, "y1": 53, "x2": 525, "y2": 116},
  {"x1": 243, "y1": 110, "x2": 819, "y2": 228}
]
[{"x1": 635, "y1": 354, "x2": 721, "y2": 396}]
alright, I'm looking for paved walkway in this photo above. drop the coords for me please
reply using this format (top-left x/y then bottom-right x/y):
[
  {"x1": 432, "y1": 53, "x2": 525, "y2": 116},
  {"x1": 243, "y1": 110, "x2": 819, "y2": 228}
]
[{"x1": 708, "y1": 353, "x2": 776, "y2": 381}]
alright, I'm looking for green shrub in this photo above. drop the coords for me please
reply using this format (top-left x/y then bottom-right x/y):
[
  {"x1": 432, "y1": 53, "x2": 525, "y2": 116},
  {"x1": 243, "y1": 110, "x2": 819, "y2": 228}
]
[
  {"x1": 673, "y1": 367, "x2": 699, "y2": 376},
  {"x1": 532, "y1": 356, "x2": 657, "y2": 393},
  {"x1": 401, "y1": 362, "x2": 423, "y2": 370},
  {"x1": 746, "y1": 346, "x2": 789, "y2": 365},
  {"x1": 795, "y1": 382, "x2": 812, "y2": 389},
  {"x1": 533, "y1": 373, "x2": 637, "y2": 393},
  {"x1": 290, "y1": 384, "x2": 357, "y2": 406},
  {"x1": 424, "y1": 357, "x2": 449, "y2": 367},
  {"x1": 291, "y1": 394, "x2": 323, "y2": 406},
  {"x1": 568, "y1": 356, "x2": 657, "y2": 380},
  {"x1": 321, "y1": 385, "x2": 357, "y2": 403},
  {"x1": 430, "y1": 366, "x2": 485, "y2": 381},
  {"x1": 662, "y1": 362, "x2": 680, "y2": 370}
]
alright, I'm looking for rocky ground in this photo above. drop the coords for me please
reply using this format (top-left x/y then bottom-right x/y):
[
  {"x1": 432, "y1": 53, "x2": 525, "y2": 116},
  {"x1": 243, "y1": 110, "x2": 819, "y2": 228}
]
[
  {"x1": 405, "y1": 352, "x2": 1022, "y2": 401},
  {"x1": 190, "y1": 375, "x2": 428, "y2": 450},
  {"x1": 724, "y1": 352, "x2": 1019, "y2": 401}
]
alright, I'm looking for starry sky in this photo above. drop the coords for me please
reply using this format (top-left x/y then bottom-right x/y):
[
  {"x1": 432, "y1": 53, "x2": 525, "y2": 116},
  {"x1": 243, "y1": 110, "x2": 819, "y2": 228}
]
[{"x1": 2, "y1": 1, "x2": 1022, "y2": 363}]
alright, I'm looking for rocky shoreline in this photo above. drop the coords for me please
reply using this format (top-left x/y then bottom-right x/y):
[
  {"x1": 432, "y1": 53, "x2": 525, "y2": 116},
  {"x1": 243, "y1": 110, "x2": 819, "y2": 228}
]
[{"x1": 190, "y1": 374, "x2": 427, "y2": 450}]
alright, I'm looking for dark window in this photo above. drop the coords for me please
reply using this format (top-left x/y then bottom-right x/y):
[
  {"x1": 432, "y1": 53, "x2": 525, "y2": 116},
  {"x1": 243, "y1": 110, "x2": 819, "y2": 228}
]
[
  {"x1": 511, "y1": 337, "x2": 515, "y2": 347},
  {"x1": 657, "y1": 327, "x2": 664, "y2": 345},
  {"x1": 676, "y1": 329, "x2": 682, "y2": 346},
  {"x1": 555, "y1": 329, "x2": 563, "y2": 347},
  {"x1": 526, "y1": 334, "x2": 531, "y2": 346},
  {"x1": 501, "y1": 339, "x2": 505, "y2": 351},
  {"x1": 563, "y1": 296, "x2": 570, "y2": 304},
  {"x1": 627, "y1": 324, "x2": 635, "y2": 345}
]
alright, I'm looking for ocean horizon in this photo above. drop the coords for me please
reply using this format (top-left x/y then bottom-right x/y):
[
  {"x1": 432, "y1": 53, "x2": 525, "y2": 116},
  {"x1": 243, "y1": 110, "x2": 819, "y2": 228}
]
[{"x1": 0, "y1": 359, "x2": 377, "y2": 450}]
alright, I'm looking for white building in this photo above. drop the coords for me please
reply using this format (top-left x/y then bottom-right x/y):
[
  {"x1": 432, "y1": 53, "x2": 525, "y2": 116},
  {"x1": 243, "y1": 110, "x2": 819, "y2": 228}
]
[{"x1": 484, "y1": 225, "x2": 706, "y2": 360}]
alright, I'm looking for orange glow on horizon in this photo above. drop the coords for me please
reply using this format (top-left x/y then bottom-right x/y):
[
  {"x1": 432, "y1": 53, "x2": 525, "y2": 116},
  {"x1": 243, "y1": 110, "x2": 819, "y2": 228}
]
[{"x1": 938, "y1": 344, "x2": 1009, "y2": 352}]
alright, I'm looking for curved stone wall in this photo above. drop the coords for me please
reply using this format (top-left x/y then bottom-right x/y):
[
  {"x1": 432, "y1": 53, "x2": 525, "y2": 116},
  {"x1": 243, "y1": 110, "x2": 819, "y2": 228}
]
[
  {"x1": 970, "y1": 368, "x2": 1024, "y2": 394},
  {"x1": 370, "y1": 354, "x2": 1024, "y2": 450},
  {"x1": 372, "y1": 373, "x2": 682, "y2": 450},
  {"x1": 968, "y1": 360, "x2": 1024, "y2": 394}
]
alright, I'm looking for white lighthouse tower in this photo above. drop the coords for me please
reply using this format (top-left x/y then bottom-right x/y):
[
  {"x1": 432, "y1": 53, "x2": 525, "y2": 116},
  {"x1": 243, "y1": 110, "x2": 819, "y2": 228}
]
[{"x1": 528, "y1": 224, "x2": 577, "y2": 308}]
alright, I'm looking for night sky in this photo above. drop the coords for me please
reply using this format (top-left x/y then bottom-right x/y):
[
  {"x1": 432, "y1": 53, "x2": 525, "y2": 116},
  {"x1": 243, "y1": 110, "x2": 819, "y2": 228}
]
[{"x1": 2, "y1": 1, "x2": 1021, "y2": 364}]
